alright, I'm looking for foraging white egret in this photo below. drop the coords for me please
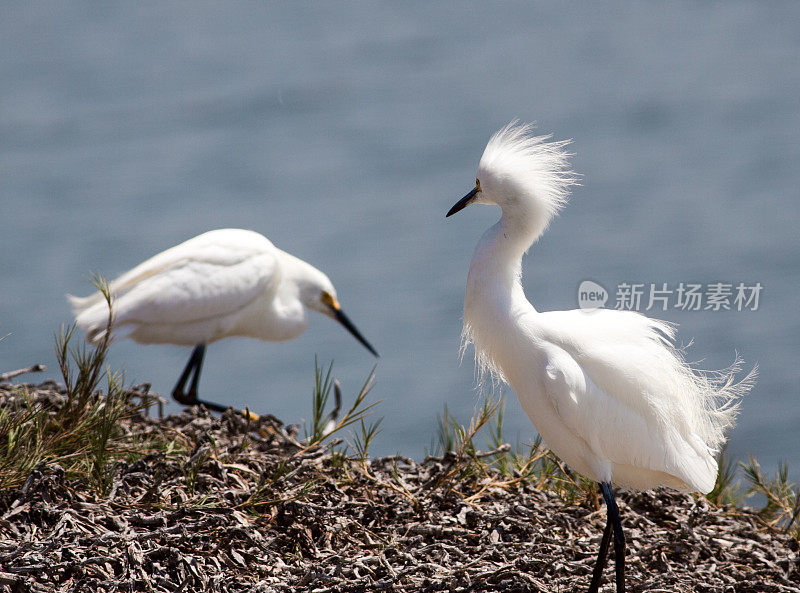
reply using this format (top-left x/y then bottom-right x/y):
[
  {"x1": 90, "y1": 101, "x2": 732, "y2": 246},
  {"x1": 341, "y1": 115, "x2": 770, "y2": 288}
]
[
  {"x1": 447, "y1": 123, "x2": 754, "y2": 592},
  {"x1": 69, "y1": 228, "x2": 378, "y2": 413}
]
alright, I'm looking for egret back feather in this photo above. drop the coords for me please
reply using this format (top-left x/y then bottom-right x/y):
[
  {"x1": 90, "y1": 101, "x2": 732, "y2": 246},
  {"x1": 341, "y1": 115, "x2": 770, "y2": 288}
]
[{"x1": 69, "y1": 229, "x2": 282, "y2": 344}]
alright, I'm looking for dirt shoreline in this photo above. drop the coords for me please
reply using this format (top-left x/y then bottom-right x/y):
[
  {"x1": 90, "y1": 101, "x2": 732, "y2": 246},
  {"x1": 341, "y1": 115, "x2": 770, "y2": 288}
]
[{"x1": 0, "y1": 382, "x2": 798, "y2": 592}]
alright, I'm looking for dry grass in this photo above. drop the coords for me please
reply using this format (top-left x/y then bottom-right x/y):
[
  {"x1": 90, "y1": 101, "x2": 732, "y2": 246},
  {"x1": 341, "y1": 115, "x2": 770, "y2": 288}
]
[{"x1": 0, "y1": 279, "x2": 175, "y2": 493}]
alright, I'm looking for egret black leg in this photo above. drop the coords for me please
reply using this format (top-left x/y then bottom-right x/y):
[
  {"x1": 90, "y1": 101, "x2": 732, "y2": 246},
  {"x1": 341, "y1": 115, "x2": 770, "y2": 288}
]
[
  {"x1": 602, "y1": 481, "x2": 626, "y2": 593},
  {"x1": 171, "y1": 345, "x2": 228, "y2": 413},
  {"x1": 187, "y1": 344, "x2": 205, "y2": 400},
  {"x1": 172, "y1": 345, "x2": 205, "y2": 405},
  {"x1": 587, "y1": 482, "x2": 626, "y2": 593},
  {"x1": 587, "y1": 508, "x2": 613, "y2": 593}
]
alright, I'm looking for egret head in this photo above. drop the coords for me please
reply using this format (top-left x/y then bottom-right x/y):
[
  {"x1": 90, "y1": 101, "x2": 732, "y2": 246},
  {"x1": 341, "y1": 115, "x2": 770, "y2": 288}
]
[
  {"x1": 298, "y1": 268, "x2": 378, "y2": 357},
  {"x1": 447, "y1": 121, "x2": 577, "y2": 240}
]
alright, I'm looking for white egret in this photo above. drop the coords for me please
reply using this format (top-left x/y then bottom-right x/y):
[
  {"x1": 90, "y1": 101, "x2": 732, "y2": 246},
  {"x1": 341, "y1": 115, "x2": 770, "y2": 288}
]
[
  {"x1": 447, "y1": 122, "x2": 754, "y2": 592},
  {"x1": 69, "y1": 229, "x2": 378, "y2": 413}
]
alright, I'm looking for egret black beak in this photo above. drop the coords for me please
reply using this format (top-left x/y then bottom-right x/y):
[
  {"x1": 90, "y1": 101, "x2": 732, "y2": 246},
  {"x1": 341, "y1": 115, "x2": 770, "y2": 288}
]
[
  {"x1": 331, "y1": 304, "x2": 379, "y2": 357},
  {"x1": 446, "y1": 185, "x2": 480, "y2": 217}
]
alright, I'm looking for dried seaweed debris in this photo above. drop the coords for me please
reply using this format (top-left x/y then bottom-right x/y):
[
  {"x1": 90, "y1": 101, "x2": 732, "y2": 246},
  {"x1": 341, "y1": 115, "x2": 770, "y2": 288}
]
[{"x1": 0, "y1": 383, "x2": 798, "y2": 593}]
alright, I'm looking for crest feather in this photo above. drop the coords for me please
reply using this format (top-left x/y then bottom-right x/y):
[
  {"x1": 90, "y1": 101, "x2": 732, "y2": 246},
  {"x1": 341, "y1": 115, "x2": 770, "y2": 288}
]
[{"x1": 479, "y1": 121, "x2": 579, "y2": 222}]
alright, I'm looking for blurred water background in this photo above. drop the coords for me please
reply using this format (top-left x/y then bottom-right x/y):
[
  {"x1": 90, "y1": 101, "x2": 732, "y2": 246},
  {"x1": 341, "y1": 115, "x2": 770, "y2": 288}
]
[{"x1": 2, "y1": 3, "x2": 798, "y2": 478}]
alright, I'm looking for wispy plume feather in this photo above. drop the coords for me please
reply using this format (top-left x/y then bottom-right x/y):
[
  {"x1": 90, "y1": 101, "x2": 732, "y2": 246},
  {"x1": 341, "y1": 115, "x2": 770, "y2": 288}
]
[{"x1": 478, "y1": 121, "x2": 579, "y2": 229}]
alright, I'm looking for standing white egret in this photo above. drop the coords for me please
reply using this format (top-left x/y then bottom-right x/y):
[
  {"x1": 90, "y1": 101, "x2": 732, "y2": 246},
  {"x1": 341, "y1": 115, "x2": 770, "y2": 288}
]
[
  {"x1": 446, "y1": 123, "x2": 753, "y2": 592},
  {"x1": 69, "y1": 229, "x2": 378, "y2": 413}
]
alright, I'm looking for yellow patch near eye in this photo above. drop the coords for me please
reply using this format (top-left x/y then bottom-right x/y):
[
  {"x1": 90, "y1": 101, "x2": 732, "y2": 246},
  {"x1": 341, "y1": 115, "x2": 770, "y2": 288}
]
[
  {"x1": 475, "y1": 178, "x2": 481, "y2": 191},
  {"x1": 322, "y1": 292, "x2": 340, "y2": 310}
]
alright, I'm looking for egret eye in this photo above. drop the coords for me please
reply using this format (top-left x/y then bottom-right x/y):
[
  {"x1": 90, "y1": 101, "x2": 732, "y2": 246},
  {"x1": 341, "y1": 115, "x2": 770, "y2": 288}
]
[{"x1": 475, "y1": 178, "x2": 481, "y2": 191}]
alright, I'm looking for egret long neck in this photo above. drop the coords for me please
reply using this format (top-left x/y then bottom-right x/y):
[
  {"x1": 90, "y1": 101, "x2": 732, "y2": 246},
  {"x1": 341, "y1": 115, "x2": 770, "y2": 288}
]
[
  {"x1": 463, "y1": 216, "x2": 538, "y2": 382},
  {"x1": 465, "y1": 215, "x2": 538, "y2": 312}
]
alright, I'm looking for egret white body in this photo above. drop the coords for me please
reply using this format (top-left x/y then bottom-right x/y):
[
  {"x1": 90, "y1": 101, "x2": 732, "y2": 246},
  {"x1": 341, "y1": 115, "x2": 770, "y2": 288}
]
[
  {"x1": 70, "y1": 228, "x2": 377, "y2": 412},
  {"x1": 447, "y1": 123, "x2": 753, "y2": 592}
]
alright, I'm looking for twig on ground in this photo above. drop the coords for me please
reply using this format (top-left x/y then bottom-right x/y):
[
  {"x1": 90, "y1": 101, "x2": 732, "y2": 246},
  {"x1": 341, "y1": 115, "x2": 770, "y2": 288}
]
[{"x1": 0, "y1": 364, "x2": 47, "y2": 382}]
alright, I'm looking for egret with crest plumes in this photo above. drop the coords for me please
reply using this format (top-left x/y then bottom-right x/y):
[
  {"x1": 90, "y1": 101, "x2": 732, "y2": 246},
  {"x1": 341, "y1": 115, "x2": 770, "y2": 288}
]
[
  {"x1": 447, "y1": 122, "x2": 754, "y2": 592},
  {"x1": 70, "y1": 228, "x2": 378, "y2": 414}
]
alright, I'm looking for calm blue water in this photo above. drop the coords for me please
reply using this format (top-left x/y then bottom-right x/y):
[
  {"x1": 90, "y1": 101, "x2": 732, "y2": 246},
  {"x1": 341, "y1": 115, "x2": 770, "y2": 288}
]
[{"x1": 2, "y1": 3, "x2": 798, "y2": 479}]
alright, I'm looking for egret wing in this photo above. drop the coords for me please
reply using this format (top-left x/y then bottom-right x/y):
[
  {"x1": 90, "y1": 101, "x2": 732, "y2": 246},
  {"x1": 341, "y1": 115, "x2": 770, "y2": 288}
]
[
  {"x1": 537, "y1": 309, "x2": 718, "y2": 492},
  {"x1": 541, "y1": 345, "x2": 653, "y2": 466},
  {"x1": 112, "y1": 251, "x2": 280, "y2": 326},
  {"x1": 72, "y1": 229, "x2": 281, "y2": 333}
]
